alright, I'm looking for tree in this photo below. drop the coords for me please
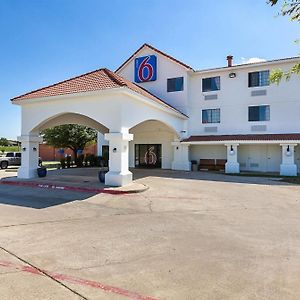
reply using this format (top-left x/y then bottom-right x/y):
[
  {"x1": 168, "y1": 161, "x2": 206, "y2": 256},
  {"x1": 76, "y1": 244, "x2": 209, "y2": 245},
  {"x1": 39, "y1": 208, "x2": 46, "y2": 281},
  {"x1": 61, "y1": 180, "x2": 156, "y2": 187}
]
[
  {"x1": 0, "y1": 138, "x2": 9, "y2": 146},
  {"x1": 41, "y1": 124, "x2": 97, "y2": 160},
  {"x1": 268, "y1": 0, "x2": 300, "y2": 83}
]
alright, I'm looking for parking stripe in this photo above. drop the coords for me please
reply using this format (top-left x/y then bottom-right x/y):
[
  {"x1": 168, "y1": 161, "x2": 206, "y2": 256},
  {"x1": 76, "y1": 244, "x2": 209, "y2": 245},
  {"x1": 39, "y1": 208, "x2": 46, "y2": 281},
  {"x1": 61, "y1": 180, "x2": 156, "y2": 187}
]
[{"x1": 0, "y1": 260, "x2": 158, "y2": 300}]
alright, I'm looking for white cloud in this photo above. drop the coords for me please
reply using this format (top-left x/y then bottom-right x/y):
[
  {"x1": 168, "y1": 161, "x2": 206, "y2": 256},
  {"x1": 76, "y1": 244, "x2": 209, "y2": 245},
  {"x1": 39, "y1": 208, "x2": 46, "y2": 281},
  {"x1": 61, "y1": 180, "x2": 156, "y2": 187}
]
[{"x1": 240, "y1": 57, "x2": 267, "y2": 64}]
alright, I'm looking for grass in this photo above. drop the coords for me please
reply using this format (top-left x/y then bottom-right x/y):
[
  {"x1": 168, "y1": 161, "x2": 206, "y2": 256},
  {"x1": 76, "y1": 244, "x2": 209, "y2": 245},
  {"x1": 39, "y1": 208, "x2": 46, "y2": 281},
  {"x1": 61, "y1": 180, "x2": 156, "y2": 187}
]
[
  {"x1": 42, "y1": 161, "x2": 61, "y2": 169},
  {"x1": 0, "y1": 146, "x2": 20, "y2": 153}
]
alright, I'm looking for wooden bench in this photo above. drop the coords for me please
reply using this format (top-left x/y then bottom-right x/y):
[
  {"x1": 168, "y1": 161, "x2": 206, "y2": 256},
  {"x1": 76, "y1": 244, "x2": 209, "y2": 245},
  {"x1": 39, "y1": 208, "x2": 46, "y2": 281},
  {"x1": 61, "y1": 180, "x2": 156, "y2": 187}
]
[
  {"x1": 198, "y1": 159, "x2": 227, "y2": 171},
  {"x1": 215, "y1": 159, "x2": 227, "y2": 171},
  {"x1": 198, "y1": 159, "x2": 216, "y2": 171}
]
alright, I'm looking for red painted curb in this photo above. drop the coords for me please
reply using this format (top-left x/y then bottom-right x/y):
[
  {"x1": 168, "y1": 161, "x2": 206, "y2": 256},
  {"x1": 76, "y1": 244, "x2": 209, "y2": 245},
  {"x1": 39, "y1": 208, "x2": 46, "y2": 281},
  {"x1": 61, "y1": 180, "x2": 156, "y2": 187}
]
[
  {"x1": 0, "y1": 180, "x2": 126, "y2": 195},
  {"x1": 0, "y1": 260, "x2": 158, "y2": 300}
]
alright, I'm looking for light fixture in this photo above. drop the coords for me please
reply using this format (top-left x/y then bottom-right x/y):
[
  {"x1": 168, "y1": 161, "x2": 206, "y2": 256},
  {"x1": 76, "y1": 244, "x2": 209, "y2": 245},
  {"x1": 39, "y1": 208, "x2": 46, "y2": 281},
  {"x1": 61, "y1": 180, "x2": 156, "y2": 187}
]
[
  {"x1": 113, "y1": 147, "x2": 117, "y2": 153},
  {"x1": 286, "y1": 145, "x2": 292, "y2": 156},
  {"x1": 176, "y1": 146, "x2": 179, "y2": 150},
  {"x1": 229, "y1": 72, "x2": 236, "y2": 78},
  {"x1": 230, "y1": 145, "x2": 235, "y2": 155},
  {"x1": 33, "y1": 147, "x2": 37, "y2": 152},
  {"x1": 22, "y1": 147, "x2": 26, "y2": 152}
]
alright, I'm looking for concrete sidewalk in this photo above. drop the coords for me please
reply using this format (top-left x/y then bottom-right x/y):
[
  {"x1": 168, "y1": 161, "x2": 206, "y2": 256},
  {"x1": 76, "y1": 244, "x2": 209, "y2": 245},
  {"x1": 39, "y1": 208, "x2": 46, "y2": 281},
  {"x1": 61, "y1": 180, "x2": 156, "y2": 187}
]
[
  {"x1": 0, "y1": 168, "x2": 148, "y2": 194},
  {"x1": 0, "y1": 169, "x2": 300, "y2": 299}
]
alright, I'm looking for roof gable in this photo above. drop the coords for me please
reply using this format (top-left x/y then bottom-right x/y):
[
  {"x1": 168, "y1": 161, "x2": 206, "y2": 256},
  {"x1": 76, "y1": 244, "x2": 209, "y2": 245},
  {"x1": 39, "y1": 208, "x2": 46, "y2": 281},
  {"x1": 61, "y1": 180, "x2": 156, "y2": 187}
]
[{"x1": 116, "y1": 43, "x2": 194, "y2": 73}]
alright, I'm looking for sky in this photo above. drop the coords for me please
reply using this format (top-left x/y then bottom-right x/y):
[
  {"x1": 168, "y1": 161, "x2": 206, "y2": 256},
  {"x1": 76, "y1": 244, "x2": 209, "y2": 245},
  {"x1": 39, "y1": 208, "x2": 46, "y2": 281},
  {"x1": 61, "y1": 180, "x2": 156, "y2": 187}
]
[{"x1": 0, "y1": 0, "x2": 299, "y2": 139}]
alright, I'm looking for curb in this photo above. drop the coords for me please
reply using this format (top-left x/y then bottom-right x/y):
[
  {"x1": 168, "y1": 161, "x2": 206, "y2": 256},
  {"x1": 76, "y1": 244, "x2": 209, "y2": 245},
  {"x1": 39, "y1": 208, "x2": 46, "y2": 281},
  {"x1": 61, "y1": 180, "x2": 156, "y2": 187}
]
[{"x1": 0, "y1": 180, "x2": 148, "y2": 195}]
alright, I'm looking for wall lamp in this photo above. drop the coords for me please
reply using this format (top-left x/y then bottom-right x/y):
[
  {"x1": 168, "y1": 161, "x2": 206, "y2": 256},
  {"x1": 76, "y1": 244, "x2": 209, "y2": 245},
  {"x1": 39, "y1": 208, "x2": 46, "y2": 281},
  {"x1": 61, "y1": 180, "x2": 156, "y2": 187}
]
[
  {"x1": 113, "y1": 147, "x2": 117, "y2": 153},
  {"x1": 229, "y1": 72, "x2": 236, "y2": 78},
  {"x1": 286, "y1": 145, "x2": 292, "y2": 157},
  {"x1": 230, "y1": 145, "x2": 235, "y2": 155},
  {"x1": 22, "y1": 147, "x2": 26, "y2": 152},
  {"x1": 33, "y1": 147, "x2": 37, "y2": 152}
]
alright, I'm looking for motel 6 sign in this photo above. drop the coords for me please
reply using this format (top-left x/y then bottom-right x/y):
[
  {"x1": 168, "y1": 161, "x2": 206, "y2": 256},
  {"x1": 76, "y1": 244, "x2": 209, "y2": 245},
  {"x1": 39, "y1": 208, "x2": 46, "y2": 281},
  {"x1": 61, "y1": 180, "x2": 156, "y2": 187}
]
[{"x1": 135, "y1": 55, "x2": 157, "y2": 83}]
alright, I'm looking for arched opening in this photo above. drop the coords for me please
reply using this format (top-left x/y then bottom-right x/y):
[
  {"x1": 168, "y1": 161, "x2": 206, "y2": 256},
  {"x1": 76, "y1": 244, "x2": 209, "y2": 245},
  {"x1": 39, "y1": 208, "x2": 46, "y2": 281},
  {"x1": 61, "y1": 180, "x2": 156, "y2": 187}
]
[
  {"x1": 30, "y1": 112, "x2": 109, "y2": 166},
  {"x1": 128, "y1": 119, "x2": 179, "y2": 169},
  {"x1": 30, "y1": 112, "x2": 109, "y2": 134}
]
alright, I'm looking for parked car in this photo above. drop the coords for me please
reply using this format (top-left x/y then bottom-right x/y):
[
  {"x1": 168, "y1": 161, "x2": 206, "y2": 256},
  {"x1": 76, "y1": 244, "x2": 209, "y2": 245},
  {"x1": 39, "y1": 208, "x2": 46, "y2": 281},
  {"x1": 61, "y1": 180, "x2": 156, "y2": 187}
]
[{"x1": 0, "y1": 152, "x2": 42, "y2": 169}]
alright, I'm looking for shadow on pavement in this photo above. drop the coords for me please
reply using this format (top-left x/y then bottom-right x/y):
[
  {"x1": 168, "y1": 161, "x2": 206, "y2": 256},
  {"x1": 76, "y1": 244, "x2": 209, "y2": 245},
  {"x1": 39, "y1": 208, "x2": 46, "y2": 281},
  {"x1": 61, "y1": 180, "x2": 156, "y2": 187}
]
[{"x1": 132, "y1": 168, "x2": 293, "y2": 186}]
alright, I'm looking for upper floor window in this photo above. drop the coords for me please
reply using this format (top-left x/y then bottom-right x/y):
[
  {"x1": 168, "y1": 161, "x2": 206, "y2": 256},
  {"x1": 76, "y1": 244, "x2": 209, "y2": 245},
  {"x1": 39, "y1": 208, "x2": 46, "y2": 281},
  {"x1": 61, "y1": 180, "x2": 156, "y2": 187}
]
[
  {"x1": 248, "y1": 105, "x2": 270, "y2": 121},
  {"x1": 202, "y1": 108, "x2": 220, "y2": 124},
  {"x1": 248, "y1": 70, "x2": 269, "y2": 87},
  {"x1": 167, "y1": 77, "x2": 184, "y2": 92},
  {"x1": 202, "y1": 76, "x2": 220, "y2": 92}
]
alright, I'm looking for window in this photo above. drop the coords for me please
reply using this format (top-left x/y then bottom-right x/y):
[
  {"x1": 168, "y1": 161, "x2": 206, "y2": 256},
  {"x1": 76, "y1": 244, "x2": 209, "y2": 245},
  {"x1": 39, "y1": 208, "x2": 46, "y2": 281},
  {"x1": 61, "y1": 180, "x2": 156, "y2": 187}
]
[
  {"x1": 248, "y1": 105, "x2": 270, "y2": 121},
  {"x1": 202, "y1": 109, "x2": 220, "y2": 124},
  {"x1": 202, "y1": 76, "x2": 220, "y2": 92},
  {"x1": 167, "y1": 77, "x2": 184, "y2": 92},
  {"x1": 248, "y1": 70, "x2": 269, "y2": 87}
]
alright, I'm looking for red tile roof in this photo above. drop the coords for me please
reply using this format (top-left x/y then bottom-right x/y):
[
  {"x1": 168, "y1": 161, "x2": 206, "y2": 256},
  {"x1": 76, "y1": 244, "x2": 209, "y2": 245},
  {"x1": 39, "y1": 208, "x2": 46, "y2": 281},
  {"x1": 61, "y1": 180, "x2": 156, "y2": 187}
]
[
  {"x1": 183, "y1": 134, "x2": 300, "y2": 142},
  {"x1": 115, "y1": 43, "x2": 194, "y2": 72},
  {"x1": 11, "y1": 68, "x2": 187, "y2": 117}
]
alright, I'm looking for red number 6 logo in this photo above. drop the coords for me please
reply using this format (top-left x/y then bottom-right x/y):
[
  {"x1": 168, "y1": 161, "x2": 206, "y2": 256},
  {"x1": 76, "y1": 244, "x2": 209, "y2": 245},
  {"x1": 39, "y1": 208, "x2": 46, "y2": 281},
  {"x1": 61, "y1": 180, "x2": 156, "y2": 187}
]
[{"x1": 138, "y1": 56, "x2": 153, "y2": 82}]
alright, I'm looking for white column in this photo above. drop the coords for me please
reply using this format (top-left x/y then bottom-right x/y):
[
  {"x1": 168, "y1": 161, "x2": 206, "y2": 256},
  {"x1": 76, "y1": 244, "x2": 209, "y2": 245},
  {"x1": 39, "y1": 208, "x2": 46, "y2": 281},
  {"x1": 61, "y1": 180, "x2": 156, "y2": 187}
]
[
  {"x1": 225, "y1": 144, "x2": 240, "y2": 174},
  {"x1": 280, "y1": 144, "x2": 297, "y2": 176},
  {"x1": 171, "y1": 142, "x2": 191, "y2": 171},
  {"x1": 104, "y1": 132, "x2": 133, "y2": 186},
  {"x1": 17, "y1": 134, "x2": 43, "y2": 179}
]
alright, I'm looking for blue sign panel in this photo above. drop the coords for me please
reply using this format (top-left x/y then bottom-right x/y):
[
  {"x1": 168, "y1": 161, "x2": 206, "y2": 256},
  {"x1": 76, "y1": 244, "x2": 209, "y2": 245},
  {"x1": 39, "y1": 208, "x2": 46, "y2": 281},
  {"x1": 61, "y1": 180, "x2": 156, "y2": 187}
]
[{"x1": 134, "y1": 55, "x2": 157, "y2": 83}]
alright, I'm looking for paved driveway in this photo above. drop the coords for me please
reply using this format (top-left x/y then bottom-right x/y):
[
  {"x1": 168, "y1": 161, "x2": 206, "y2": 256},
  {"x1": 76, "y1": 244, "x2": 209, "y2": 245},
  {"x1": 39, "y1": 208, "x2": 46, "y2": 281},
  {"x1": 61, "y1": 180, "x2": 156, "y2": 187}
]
[{"x1": 0, "y1": 169, "x2": 300, "y2": 299}]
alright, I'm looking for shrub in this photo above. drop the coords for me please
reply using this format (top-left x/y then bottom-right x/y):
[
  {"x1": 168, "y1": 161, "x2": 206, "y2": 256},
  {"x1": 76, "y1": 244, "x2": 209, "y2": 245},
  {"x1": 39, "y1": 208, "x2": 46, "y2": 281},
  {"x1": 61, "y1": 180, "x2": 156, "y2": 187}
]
[
  {"x1": 66, "y1": 155, "x2": 72, "y2": 168},
  {"x1": 60, "y1": 158, "x2": 66, "y2": 169}
]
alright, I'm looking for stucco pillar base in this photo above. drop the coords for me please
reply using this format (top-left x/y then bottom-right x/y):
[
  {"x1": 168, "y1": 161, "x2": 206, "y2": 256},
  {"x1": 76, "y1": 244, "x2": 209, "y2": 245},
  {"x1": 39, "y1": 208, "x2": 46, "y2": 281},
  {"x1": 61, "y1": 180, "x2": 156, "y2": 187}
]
[
  {"x1": 17, "y1": 134, "x2": 43, "y2": 179},
  {"x1": 104, "y1": 132, "x2": 133, "y2": 187},
  {"x1": 18, "y1": 167, "x2": 38, "y2": 179},
  {"x1": 225, "y1": 144, "x2": 240, "y2": 174},
  {"x1": 280, "y1": 164, "x2": 297, "y2": 177},
  {"x1": 171, "y1": 142, "x2": 191, "y2": 171},
  {"x1": 105, "y1": 171, "x2": 132, "y2": 187},
  {"x1": 225, "y1": 162, "x2": 240, "y2": 174},
  {"x1": 280, "y1": 144, "x2": 298, "y2": 177}
]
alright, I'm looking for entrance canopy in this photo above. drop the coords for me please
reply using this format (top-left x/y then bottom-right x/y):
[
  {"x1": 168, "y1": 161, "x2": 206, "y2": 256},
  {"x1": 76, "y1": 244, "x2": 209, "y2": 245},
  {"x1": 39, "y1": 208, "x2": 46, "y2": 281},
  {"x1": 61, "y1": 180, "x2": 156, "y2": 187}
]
[{"x1": 12, "y1": 68, "x2": 188, "y2": 186}]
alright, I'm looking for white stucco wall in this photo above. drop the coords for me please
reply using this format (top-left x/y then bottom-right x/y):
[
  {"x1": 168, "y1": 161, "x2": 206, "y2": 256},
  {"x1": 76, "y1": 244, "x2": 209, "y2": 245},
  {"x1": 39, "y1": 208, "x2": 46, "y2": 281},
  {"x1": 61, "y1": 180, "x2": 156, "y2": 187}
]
[
  {"x1": 190, "y1": 145, "x2": 226, "y2": 161},
  {"x1": 18, "y1": 90, "x2": 185, "y2": 136},
  {"x1": 117, "y1": 46, "x2": 189, "y2": 115},
  {"x1": 238, "y1": 144, "x2": 282, "y2": 172},
  {"x1": 188, "y1": 61, "x2": 300, "y2": 136},
  {"x1": 190, "y1": 144, "x2": 283, "y2": 173}
]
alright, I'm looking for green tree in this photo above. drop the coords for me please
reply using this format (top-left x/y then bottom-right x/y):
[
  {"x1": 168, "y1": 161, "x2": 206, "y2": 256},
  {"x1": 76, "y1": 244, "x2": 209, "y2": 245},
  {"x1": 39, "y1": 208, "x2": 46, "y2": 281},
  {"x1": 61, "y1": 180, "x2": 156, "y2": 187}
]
[
  {"x1": 0, "y1": 138, "x2": 9, "y2": 146},
  {"x1": 41, "y1": 124, "x2": 97, "y2": 160},
  {"x1": 268, "y1": 0, "x2": 300, "y2": 83}
]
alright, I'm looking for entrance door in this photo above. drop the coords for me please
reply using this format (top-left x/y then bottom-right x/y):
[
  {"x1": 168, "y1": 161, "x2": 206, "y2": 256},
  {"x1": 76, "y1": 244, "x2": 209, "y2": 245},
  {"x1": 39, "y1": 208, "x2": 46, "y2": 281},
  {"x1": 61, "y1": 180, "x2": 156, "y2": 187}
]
[{"x1": 135, "y1": 144, "x2": 161, "y2": 168}]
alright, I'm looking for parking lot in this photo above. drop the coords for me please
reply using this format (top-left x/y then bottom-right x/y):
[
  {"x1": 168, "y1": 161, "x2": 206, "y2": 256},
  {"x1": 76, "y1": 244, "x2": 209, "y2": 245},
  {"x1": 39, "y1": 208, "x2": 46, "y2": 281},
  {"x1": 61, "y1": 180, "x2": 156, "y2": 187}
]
[{"x1": 0, "y1": 168, "x2": 300, "y2": 299}]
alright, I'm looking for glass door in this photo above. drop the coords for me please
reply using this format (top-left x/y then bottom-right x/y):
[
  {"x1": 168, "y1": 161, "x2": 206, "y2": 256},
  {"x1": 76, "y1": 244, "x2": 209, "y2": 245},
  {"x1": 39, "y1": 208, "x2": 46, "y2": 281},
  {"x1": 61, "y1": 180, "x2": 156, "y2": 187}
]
[{"x1": 135, "y1": 144, "x2": 161, "y2": 168}]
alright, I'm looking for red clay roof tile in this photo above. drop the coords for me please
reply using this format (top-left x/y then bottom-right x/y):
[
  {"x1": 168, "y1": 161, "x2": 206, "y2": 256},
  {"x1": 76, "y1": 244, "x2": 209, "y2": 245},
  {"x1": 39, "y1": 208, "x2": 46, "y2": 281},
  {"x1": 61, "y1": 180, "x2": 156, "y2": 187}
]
[
  {"x1": 115, "y1": 43, "x2": 193, "y2": 72},
  {"x1": 11, "y1": 68, "x2": 187, "y2": 117}
]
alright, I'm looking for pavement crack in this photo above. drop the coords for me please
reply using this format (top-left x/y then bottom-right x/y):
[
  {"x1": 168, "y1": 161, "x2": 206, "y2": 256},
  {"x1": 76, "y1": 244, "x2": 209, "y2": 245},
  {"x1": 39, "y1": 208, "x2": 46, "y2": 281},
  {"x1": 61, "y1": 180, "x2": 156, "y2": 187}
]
[
  {"x1": 0, "y1": 246, "x2": 88, "y2": 300},
  {"x1": 0, "y1": 216, "x2": 96, "y2": 229}
]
